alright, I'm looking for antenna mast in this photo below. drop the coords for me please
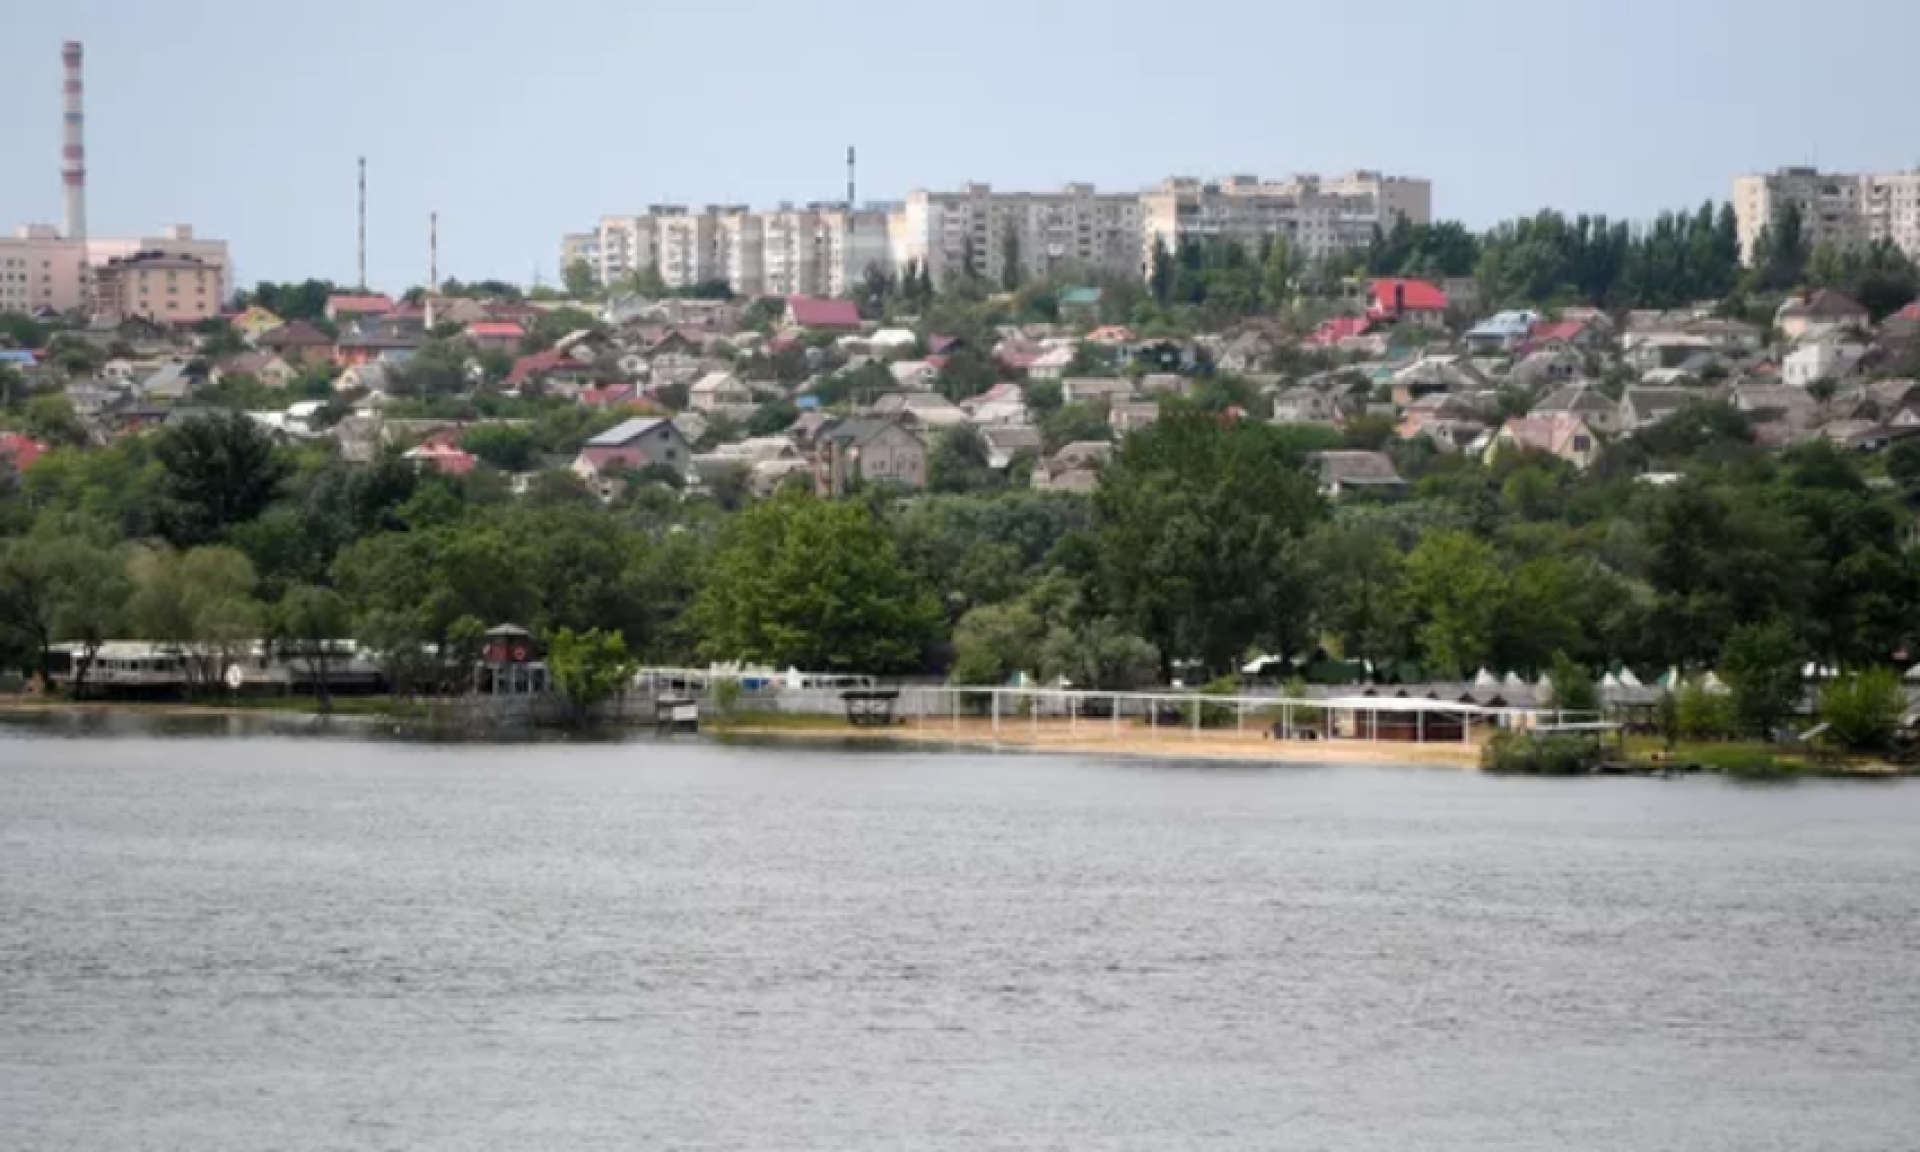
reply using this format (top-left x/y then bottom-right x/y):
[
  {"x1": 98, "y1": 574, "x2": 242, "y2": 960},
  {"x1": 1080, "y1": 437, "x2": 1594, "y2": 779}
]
[
  {"x1": 425, "y1": 212, "x2": 439, "y2": 329},
  {"x1": 357, "y1": 157, "x2": 367, "y2": 290}
]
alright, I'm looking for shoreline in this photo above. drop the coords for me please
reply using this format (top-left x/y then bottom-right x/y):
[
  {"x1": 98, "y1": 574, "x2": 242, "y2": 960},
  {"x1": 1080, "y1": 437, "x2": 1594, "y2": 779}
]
[{"x1": 707, "y1": 716, "x2": 1486, "y2": 767}]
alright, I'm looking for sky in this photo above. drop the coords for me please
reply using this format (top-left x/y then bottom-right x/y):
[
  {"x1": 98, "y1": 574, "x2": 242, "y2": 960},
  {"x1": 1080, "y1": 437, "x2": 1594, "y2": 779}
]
[{"x1": 4, "y1": 0, "x2": 1918, "y2": 294}]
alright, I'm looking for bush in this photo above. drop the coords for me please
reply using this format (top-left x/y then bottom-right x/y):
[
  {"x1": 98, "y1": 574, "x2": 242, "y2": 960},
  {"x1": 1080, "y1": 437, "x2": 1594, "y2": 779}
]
[
  {"x1": 1481, "y1": 731, "x2": 1604, "y2": 776},
  {"x1": 1187, "y1": 674, "x2": 1242, "y2": 729},
  {"x1": 1818, "y1": 669, "x2": 1905, "y2": 752},
  {"x1": 1676, "y1": 680, "x2": 1738, "y2": 741}
]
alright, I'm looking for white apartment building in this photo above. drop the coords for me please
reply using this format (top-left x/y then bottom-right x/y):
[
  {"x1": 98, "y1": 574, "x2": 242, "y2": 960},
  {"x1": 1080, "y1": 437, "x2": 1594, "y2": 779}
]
[
  {"x1": 763, "y1": 205, "x2": 892, "y2": 297},
  {"x1": 1139, "y1": 171, "x2": 1432, "y2": 266},
  {"x1": 565, "y1": 204, "x2": 894, "y2": 297},
  {"x1": 894, "y1": 184, "x2": 1143, "y2": 287},
  {"x1": 1734, "y1": 167, "x2": 1920, "y2": 263}
]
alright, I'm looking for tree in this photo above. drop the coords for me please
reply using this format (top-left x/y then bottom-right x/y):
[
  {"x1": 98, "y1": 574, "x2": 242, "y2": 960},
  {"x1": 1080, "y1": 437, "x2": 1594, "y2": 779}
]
[
  {"x1": 1094, "y1": 407, "x2": 1324, "y2": 677},
  {"x1": 951, "y1": 601, "x2": 1043, "y2": 685},
  {"x1": 1000, "y1": 228, "x2": 1023, "y2": 292},
  {"x1": 1817, "y1": 669, "x2": 1904, "y2": 752},
  {"x1": 461, "y1": 424, "x2": 539, "y2": 473},
  {"x1": 1547, "y1": 652, "x2": 1599, "y2": 716},
  {"x1": 1719, "y1": 619, "x2": 1804, "y2": 739},
  {"x1": 20, "y1": 394, "x2": 88, "y2": 447},
  {"x1": 695, "y1": 491, "x2": 941, "y2": 673},
  {"x1": 152, "y1": 412, "x2": 291, "y2": 546},
  {"x1": 1400, "y1": 530, "x2": 1504, "y2": 678},
  {"x1": 273, "y1": 584, "x2": 351, "y2": 712},
  {"x1": 562, "y1": 259, "x2": 600, "y2": 301},
  {"x1": 545, "y1": 626, "x2": 637, "y2": 726},
  {"x1": 927, "y1": 425, "x2": 1000, "y2": 495},
  {"x1": 1262, "y1": 235, "x2": 1298, "y2": 308},
  {"x1": 49, "y1": 541, "x2": 131, "y2": 698},
  {"x1": 126, "y1": 546, "x2": 262, "y2": 693},
  {"x1": 1039, "y1": 616, "x2": 1160, "y2": 691}
]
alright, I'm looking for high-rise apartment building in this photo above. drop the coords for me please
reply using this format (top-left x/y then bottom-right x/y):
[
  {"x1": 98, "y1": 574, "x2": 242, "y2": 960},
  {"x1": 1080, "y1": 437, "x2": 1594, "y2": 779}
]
[
  {"x1": 893, "y1": 184, "x2": 1143, "y2": 288},
  {"x1": 0, "y1": 224, "x2": 229, "y2": 316},
  {"x1": 1139, "y1": 171, "x2": 1432, "y2": 266},
  {"x1": 1733, "y1": 167, "x2": 1920, "y2": 264},
  {"x1": 92, "y1": 249, "x2": 223, "y2": 323}
]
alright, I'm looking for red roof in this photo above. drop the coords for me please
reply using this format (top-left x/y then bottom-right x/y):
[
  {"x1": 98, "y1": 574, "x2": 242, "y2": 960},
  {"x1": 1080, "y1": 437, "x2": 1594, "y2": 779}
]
[
  {"x1": 0, "y1": 432, "x2": 47, "y2": 473},
  {"x1": 579, "y1": 384, "x2": 637, "y2": 408},
  {"x1": 467, "y1": 321, "x2": 525, "y2": 339},
  {"x1": 1370, "y1": 278, "x2": 1449, "y2": 315},
  {"x1": 327, "y1": 294, "x2": 395, "y2": 316},
  {"x1": 785, "y1": 296, "x2": 862, "y2": 330},
  {"x1": 1310, "y1": 316, "x2": 1373, "y2": 347},
  {"x1": 1526, "y1": 318, "x2": 1588, "y2": 345},
  {"x1": 404, "y1": 443, "x2": 477, "y2": 476},
  {"x1": 504, "y1": 348, "x2": 596, "y2": 390},
  {"x1": 1892, "y1": 302, "x2": 1920, "y2": 323},
  {"x1": 258, "y1": 320, "x2": 333, "y2": 348}
]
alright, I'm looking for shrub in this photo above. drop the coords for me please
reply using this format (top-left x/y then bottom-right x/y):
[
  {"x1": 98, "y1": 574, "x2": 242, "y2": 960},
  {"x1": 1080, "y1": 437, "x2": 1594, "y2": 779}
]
[
  {"x1": 1676, "y1": 680, "x2": 1737, "y2": 741},
  {"x1": 1481, "y1": 731, "x2": 1604, "y2": 776},
  {"x1": 1818, "y1": 669, "x2": 1905, "y2": 752}
]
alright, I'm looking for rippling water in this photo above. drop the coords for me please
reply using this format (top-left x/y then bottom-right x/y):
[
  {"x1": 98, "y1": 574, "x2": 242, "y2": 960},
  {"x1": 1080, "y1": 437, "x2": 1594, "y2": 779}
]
[{"x1": 3, "y1": 717, "x2": 1918, "y2": 1150}]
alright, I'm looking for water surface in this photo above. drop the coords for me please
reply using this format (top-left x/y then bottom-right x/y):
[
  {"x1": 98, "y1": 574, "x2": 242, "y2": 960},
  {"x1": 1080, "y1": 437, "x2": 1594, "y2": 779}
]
[{"x1": 3, "y1": 719, "x2": 1917, "y2": 1150}]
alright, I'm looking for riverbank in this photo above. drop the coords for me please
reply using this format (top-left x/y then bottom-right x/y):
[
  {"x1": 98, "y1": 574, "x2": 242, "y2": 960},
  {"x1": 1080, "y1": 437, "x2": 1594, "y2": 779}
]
[{"x1": 707, "y1": 714, "x2": 1487, "y2": 767}]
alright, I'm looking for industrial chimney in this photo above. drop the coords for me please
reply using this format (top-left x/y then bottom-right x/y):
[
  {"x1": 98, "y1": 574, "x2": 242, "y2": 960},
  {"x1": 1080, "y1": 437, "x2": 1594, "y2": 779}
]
[{"x1": 62, "y1": 41, "x2": 87, "y2": 244}]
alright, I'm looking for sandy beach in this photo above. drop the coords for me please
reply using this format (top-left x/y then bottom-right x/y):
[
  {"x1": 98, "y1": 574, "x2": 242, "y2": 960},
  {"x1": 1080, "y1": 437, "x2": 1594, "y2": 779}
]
[{"x1": 711, "y1": 715, "x2": 1485, "y2": 767}]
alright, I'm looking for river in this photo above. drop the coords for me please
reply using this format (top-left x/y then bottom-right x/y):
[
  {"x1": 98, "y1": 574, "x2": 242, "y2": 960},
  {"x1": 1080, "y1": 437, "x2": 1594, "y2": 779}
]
[{"x1": 3, "y1": 716, "x2": 1918, "y2": 1150}]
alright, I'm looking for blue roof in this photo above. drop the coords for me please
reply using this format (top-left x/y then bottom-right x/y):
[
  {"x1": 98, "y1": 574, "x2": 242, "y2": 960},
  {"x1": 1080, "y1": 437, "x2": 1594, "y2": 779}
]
[{"x1": 0, "y1": 350, "x2": 37, "y2": 366}]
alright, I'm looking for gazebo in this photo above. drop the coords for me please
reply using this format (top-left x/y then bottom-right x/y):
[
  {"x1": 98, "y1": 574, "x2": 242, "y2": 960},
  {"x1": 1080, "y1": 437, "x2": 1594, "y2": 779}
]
[{"x1": 474, "y1": 624, "x2": 550, "y2": 697}]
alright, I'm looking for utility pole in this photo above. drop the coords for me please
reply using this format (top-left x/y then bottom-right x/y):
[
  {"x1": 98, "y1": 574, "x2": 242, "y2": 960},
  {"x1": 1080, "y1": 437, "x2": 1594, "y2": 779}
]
[{"x1": 357, "y1": 157, "x2": 367, "y2": 290}]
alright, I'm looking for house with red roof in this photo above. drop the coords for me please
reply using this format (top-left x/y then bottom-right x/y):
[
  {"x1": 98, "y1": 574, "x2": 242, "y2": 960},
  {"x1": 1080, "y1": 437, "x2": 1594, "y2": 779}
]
[
  {"x1": 403, "y1": 441, "x2": 478, "y2": 477},
  {"x1": 1367, "y1": 278, "x2": 1449, "y2": 327},
  {"x1": 783, "y1": 296, "x2": 863, "y2": 332},
  {"x1": 465, "y1": 320, "x2": 526, "y2": 352},
  {"x1": 1483, "y1": 414, "x2": 1600, "y2": 470},
  {"x1": 503, "y1": 348, "x2": 599, "y2": 395},
  {"x1": 255, "y1": 319, "x2": 335, "y2": 366},
  {"x1": 0, "y1": 432, "x2": 48, "y2": 476},
  {"x1": 578, "y1": 383, "x2": 640, "y2": 409},
  {"x1": 325, "y1": 294, "x2": 396, "y2": 323},
  {"x1": 1308, "y1": 316, "x2": 1375, "y2": 348}
]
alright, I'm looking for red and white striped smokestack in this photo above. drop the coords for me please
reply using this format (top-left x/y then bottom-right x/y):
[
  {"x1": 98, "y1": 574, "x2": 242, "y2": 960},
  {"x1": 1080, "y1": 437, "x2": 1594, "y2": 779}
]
[{"x1": 62, "y1": 41, "x2": 87, "y2": 244}]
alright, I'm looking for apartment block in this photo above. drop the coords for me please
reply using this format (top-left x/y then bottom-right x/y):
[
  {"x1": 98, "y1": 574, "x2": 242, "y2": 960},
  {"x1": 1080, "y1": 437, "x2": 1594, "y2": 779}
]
[
  {"x1": 0, "y1": 225, "x2": 88, "y2": 313},
  {"x1": 93, "y1": 249, "x2": 222, "y2": 323},
  {"x1": 1140, "y1": 171, "x2": 1432, "y2": 266},
  {"x1": 894, "y1": 184, "x2": 1143, "y2": 288},
  {"x1": 763, "y1": 205, "x2": 892, "y2": 297},
  {"x1": 1733, "y1": 167, "x2": 1920, "y2": 263}
]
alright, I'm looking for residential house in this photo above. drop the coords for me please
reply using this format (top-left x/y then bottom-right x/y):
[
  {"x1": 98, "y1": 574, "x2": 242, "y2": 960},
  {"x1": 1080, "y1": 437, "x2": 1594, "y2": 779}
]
[
  {"x1": 215, "y1": 352, "x2": 297, "y2": 389},
  {"x1": 1138, "y1": 373, "x2": 1191, "y2": 397},
  {"x1": 324, "y1": 294, "x2": 395, "y2": 324},
  {"x1": 334, "y1": 329, "x2": 422, "y2": 369},
  {"x1": 1311, "y1": 451, "x2": 1406, "y2": 499},
  {"x1": 1731, "y1": 384, "x2": 1819, "y2": 440},
  {"x1": 1271, "y1": 386, "x2": 1341, "y2": 427},
  {"x1": 230, "y1": 305, "x2": 284, "y2": 342},
  {"x1": 690, "y1": 371, "x2": 754, "y2": 414},
  {"x1": 1031, "y1": 441, "x2": 1112, "y2": 493},
  {"x1": 979, "y1": 424, "x2": 1043, "y2": 469},
  {"x1": 573, "y1": 417, "x2": 692, "y2": 485},
  {"x1": 1880, "y1": 301, "x2": 1920, "y2": 344},
  {"x1": 962, "y1": 382, "x2": 1029, "y2": 425},
  {"x1": 578, "y1": 383, "x2": 639, "y2": 409},
  {"x1": 1484, "y1": 415, "x2": 1600, "y2": 469},
  {"x1": 1685, "y1": 317, "x2": 1765, "y2": 353},
  {"x1": 784, "y1": 410, "x2": 835, "y2": 448},
  {"x1": 670, "y1": 411, "x2": 709, "y2": 446},
  {"x1": 1520, "y1": 314, "x2": 1611, "y2": 355},
  {"x1": 1462, "y1": 310, "x2": 1541, "y2": 354},
  {"x1": 869, "y1": 391, "x2": 968, "y2": 429},
  {"x1": 0, "y1": 432, "x2": 47, "y2": 476},
  {"x1": 1397, "y1": 391, "x2": 1487, "y2": 440},
  {"x1": 889, "y1": 360, "x2": 940, "y2": 390},
  {"x1": 1414, "y1": 418, "x2": 1490, "y2": 454},
  {"x1": 1532, "y1": 382, "x2": 1622, "y2": 436},
  {"x1": 465, "y1": 321, "x2": 525, "y2": 352},
  {"x1": 1783, "y1": 339, "x2": 1867, "y2": 388},
  {"x1": 1391, "y1": 354, "x2": 1486, "y2": 402},
  {"x1": 784, "y1": 296, "x2": 863, "y2": 332},
  {"x1": 1307, "y1": 315, "x2": 1376, "y2": 349},
  {"x1": 1110, "y1": 399, "x2": 1161, "y2": 434},
  {"x1": 255, "y1": 320, "x2": 334, "y2": 366},
  {"x1": 816, "y1": 419, "x2": 929, "y2": 493},
  {"x1": 1058, "y1": 286, "x2": 1104, "y2": 322},
  {"x1": 335, "y1": 362, "x2": 392, "y2": 395},
  {"x1": 1619, "y1": 386, "x2": 1695, "y2": 432},
  {"x1": 505, "y1": 348, "x2": 599, "y2": 394},
  {"x1": 1625, "y1": 332, "x2": 1713, "y2": 374},
  {"x1": 403, "y1": 429, "x2": 478, "y2": 477},
  {"x1": 1777, "y1": 290, "x2": 1869, "y2": 342},
  {"x1": 1061, "y1": 377, "x2": 1135, "y2": 406},
  {"x1": 1509, "y1": 348, "x2": 1586, "y2": 391},
  {"x1": 1085, "y1": 326, "x2": 1136, "y2": 346},
  {"x1": 1024, "y1": 346, "x2": 1077, "y2": 381},
  {"x1": 135, "y1": 360, "x2": 204, "y2": 402},
  {"x1": 1368, "y1": 278, "x2": 1449, "y2": 327}
]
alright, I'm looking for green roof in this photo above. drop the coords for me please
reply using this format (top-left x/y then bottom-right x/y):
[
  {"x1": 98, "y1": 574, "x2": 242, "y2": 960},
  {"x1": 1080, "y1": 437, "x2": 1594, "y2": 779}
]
[{"x1": 1058, "y1": 287, "x2": 1103, "y2": 306}]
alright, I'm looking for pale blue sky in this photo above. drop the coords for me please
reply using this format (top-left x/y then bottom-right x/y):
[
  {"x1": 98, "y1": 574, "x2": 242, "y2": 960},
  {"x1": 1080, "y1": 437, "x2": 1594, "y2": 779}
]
[{"x1": 4, "y1": 0, "x2": 1916, "y2": 293}]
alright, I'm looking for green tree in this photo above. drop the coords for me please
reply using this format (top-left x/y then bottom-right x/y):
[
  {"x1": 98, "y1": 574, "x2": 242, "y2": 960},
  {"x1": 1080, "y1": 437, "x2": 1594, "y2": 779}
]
[
  {"x1": 1262, "y1": 235, "x2": 1298, "y2": 307},
  {"x1": 1547, "y1": 652, "x2": 1600, "y2": 716},
  {"x1": 1817, "y1": 669, "x2": 1905, "y2": 752},
  {"x1": 19, "y1": 394, "x2": 89, "y2": 447},
  {"x1": 695, "y1": 492, "x2": 941, "y2": 672},
  {"x1": 1094, "y1": 407, "x2": 1323, "y2": 677},
  {"x1": 546, "y1": 626, "x2": 638, "y2": 725},
  {"x1": 1400, "y1": 530, "x2": 1504, "y2": 678},
  {"x1": 152, "y1": 412, "x2": 291, "y2": 546},
  {"x1": 461, "y1": 424, "x2": 539, "y2": 472},
  {"x1": 562, "y1": 259, "x2": 600, "y2": 301},
  {"x1": 927, "y1": 425, "x2": 1000, "y2": 495},
  {"x1": 1719, "y1": 619, "x2": 1805, "y2": 739},
  {"x1": 126, "y1": 546, "x2": 262, "y2": 693},
  {"x1": 950, "y1": 601, "x2": 1043, "y2": 685},
  {"x1": 1039, "y1": 616, "x2": 1161, "y2": 691},
  {"x1": 1001, "y1": 228, "x2": 1023, "y2": 292},
  {"x1": 272, "y1": 584, "x2": 352, "y2": 712}
]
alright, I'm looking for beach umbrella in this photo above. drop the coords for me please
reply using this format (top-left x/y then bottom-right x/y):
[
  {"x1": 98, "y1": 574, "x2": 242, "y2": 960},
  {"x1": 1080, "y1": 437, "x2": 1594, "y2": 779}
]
[
  {"x1": 1474, "y1": 668, "x2": 1498, "y2": 688},
  {"x1": 1504, "y1": 672, "x2": 1527, "y2": 690},
  {"x1": 1618, "y1": 669, "x2": 1642, "y2": 688}
]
